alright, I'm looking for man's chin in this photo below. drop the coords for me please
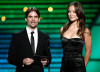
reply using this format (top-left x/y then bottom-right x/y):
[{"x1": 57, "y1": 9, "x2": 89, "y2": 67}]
[{"x1": 31, "y1": 26, "x2": 37, "y2": 29}]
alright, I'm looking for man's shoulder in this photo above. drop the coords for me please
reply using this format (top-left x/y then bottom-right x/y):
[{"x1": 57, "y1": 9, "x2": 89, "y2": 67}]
[
  {"x1": 12, "y1": 29, "x2": 26, "y2": 36},
  {"x1": 38, "y1": 30, "x2": 49, "y2": 38}
]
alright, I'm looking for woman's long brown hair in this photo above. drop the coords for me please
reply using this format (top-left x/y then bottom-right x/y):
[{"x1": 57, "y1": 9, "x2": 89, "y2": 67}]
[{"x1": 61, "y1": 2, "x2": 86, "y2": 40}]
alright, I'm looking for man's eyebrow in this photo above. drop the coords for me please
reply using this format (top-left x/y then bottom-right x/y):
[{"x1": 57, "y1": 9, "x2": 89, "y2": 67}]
[{"x1": 28, "y1": 15, "x2": 38, "y2": 17}]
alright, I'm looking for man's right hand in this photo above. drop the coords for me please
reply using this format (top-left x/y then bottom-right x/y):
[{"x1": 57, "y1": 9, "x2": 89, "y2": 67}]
[{"x1": 23, "y1": 58, "x2": 34, "y2": 66}]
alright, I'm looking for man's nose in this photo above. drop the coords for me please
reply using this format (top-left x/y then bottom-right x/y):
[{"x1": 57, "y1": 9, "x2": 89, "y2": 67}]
[{"x1": 32, "y1": 17, "x2": 35, "y2": 20}]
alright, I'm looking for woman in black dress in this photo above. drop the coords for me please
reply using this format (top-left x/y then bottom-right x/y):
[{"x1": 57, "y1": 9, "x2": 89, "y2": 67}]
[{"x1": 60, "y1": 2, "x2": 92, "y2": 72}]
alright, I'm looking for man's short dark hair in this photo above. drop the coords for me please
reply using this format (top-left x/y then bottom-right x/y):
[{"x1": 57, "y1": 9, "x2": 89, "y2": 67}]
[{"x1": 25, "y1": 7, "x2": 40, "y2": 18}]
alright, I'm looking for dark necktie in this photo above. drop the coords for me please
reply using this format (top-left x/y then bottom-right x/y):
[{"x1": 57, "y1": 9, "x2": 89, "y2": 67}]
[{"x1": 31, "y1": 31, "x2": 35, "y2": 55}]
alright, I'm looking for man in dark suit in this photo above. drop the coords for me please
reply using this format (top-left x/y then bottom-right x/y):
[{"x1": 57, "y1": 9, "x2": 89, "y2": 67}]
[{"x1": 8, "y1": 7, "x2": 51, "y2": 72}]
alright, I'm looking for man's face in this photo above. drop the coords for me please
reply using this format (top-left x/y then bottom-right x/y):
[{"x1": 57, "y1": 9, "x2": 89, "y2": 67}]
[{"x1": 25, "y1": 11, "x2": 40, "y2": 29}]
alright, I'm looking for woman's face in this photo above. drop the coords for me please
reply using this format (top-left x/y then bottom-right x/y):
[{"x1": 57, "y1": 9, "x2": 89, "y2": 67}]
[{"x1": 68, "y1": 5, "x2": 78, "y2": 22}]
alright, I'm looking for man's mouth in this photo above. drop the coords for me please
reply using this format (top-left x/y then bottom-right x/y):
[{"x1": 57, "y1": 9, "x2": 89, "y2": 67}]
[{"x1": 31, "y1": 22, "x2": 36, "y2": 23}]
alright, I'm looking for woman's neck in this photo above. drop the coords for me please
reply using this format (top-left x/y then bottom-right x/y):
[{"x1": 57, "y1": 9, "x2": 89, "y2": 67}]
[{"x1": 70, "y1": 21, "x2": 79, "y2": 29}]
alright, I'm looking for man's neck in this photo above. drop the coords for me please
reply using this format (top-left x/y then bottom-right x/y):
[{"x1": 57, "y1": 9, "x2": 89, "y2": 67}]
[{"x1": 27, "y1": 26, "x2": 37, "y2": 31}]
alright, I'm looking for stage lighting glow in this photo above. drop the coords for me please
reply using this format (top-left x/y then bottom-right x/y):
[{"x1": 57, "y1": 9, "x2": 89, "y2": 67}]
[
  {"x1": 1, "y1": 16, "x2": 6, "y2": 21},
  {"x1": 23, "y1": 7, "x2": 28, "y2": 12},
  {"x1": 48, "y1": 7, "x2": 53, "y2": 12},
  {"x1": 40, "y1": 17, "x2": 43, "y2": 19}
]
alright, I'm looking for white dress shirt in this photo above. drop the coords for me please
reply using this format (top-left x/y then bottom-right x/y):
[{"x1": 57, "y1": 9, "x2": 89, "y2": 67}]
[{"x1": 26, "y1": 27, "x2": 38, "y2": 53}]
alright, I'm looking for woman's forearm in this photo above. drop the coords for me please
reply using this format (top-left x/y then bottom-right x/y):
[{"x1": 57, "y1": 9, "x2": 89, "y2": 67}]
[{"x1": 84, "y1": 51, "x2": 91, "y2": 66}]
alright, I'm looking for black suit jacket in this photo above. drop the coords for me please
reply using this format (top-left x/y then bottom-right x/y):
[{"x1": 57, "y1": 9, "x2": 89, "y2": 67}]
[{"x1": 8, "y1": 28, "x2": 51, "y2": 72}]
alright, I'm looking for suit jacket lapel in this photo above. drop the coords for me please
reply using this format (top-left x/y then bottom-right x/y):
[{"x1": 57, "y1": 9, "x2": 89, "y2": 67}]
[
  {"x1": 22, "y1": 29, "x2": 31, "y2": 48},
  {"x1": 21, "y1": 29, "x2": 33, "y2": 56}
]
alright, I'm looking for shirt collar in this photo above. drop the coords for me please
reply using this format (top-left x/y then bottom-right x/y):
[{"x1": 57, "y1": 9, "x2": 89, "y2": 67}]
[{"x1": 26, "y1": 26, "x2": 38, "y2": 34}]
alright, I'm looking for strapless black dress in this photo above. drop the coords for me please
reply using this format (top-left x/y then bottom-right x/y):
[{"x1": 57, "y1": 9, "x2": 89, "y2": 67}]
[{"x1": 60, "y1": 37, "x2": 86, "y2": 72}]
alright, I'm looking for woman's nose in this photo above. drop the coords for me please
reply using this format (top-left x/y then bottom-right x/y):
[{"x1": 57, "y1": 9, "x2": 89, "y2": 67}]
[{"x1": 70, "y1": 12, "x2": 73, "y2": 16}]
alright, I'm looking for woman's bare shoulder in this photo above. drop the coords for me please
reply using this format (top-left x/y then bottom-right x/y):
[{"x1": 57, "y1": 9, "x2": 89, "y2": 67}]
[
  {"x1": 60, "y1": 26, "x2": 63, "y2": 32},
  {"x1": 84, "y1": 28, "x2": 91, "y2": 36}
]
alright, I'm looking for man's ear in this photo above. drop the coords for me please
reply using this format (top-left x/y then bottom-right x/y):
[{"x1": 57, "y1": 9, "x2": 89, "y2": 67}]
[
  {"x1": 38, "y1": 18, "x2": 40, "y2": 22},
  {"x1": 25, "y1": 18, "x2": 27, "y2": 21}
]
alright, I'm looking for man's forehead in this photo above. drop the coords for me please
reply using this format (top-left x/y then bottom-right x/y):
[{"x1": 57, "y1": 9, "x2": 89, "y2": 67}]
[{"x1": 28, "y1": 11, "x2": 38, "y2": 16}]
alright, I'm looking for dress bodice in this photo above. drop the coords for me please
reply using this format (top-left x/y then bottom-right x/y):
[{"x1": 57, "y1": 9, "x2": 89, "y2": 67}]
[
  {"x1": 60, "y1": 37, "x2": 86, "y2": 72},
  {"x1": 62, "y1": 37, "x2": 84, "y2": 58}
]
